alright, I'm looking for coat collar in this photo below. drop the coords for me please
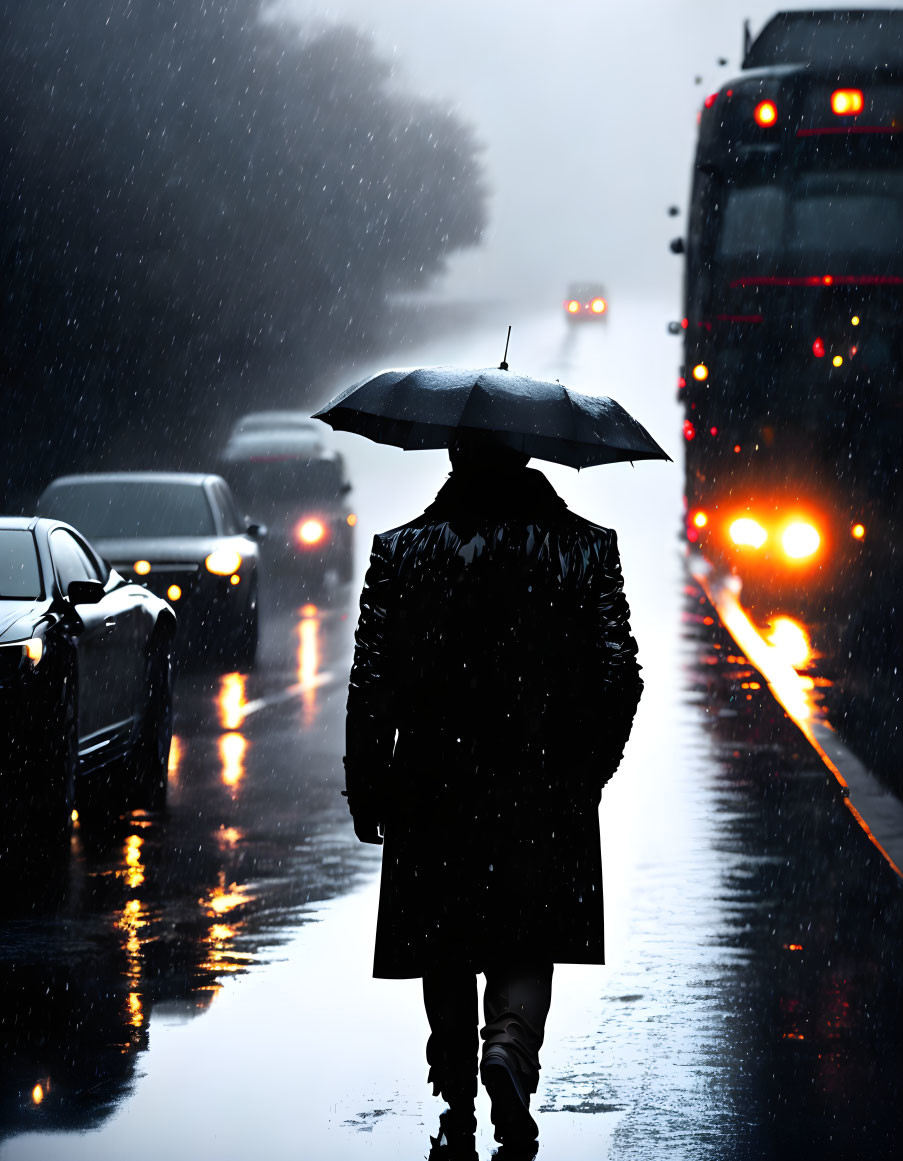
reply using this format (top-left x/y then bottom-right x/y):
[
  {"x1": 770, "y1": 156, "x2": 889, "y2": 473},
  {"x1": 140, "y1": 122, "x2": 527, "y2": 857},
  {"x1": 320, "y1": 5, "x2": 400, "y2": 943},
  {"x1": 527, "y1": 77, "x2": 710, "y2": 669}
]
[{"x1": 424, "y1": 466, "x2": 568, "y2": 522}]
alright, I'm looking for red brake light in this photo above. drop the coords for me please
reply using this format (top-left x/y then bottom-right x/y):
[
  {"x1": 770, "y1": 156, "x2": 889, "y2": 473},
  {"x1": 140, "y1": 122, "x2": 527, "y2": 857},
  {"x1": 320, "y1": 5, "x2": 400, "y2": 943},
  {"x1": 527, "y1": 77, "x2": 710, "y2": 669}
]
[
  {"x1": 812, "y1": 337, "x2": 825, "y2": 358},
  {"x1": 683, "y1": 420, "x2": 696, "y2": 441},
  {"x1": 704, "y1": 93, "x2": 718, "y2": 109},
  {"x1": 831, "y1": 89, "x2": 864, "y2": 116},
  {"x1": 754, "y1": 100, "x2": 778, "y2": 127}
]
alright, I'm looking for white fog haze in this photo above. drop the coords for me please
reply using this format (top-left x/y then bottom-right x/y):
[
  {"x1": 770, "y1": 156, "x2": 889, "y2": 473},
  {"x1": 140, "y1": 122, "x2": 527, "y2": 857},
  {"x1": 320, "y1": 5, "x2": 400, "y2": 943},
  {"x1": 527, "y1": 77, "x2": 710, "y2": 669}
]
[{"x1": 280, "y1": 0, "x2": 895, "y2": 304}]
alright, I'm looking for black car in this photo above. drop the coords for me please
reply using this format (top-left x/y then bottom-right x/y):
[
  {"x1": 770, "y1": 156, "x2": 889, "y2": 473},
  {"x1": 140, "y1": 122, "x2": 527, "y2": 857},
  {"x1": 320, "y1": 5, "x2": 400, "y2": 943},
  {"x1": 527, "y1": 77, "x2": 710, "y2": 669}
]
[
  {"x1": 218, "y1": 429, "x2": 355, "y2": 587},
  {"x1": 0, "y1": 517, "x2": 176, "y2": 840},
  {"x1": 37, "y1": 472, "x2": 262, "y2": 667}
]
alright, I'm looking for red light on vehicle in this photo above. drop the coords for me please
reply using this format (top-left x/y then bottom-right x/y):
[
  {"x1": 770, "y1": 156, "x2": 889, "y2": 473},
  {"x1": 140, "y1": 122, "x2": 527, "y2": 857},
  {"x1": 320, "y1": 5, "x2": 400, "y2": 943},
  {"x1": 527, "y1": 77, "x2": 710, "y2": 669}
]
[
  {"x1": 733, "y1": 444, "x2": 741, "y2": 453},
  {"x1": 822, "y1": 275, "x2": 834, "y2": 286},
  {"x1": 710, "y1": 426, "x2": 718, "y2": 436},
  {"x1": 677, "y1": 376, "x2": 686, "y2": 389},
  {"x1": 831, "y1": 88, "x2": 864, "y2": 116},
  {"x1": 754, "y1": 100, "x2": 778, "y2": 127},
  {"x1": 590, "y1": 297, "x2": 607, "y2": 314},
  {"x1": 681, "y1": 318, "x2": 688, "y2": 329},
  {"x1": 812, "y1": 337, "x2": 825, "y2": 358},
  {"x1": 683, "y1": 420, "x2": 696, "y2": 441},
  {"x1": 566, "y1": 300, "x2": 580, "y2": 314},
  {"x1": 297, "y1": 518, "x2": 327, "y2": 546},
  {"x1": 704, "y1": 92, "x2": 718, "y2": 109}
]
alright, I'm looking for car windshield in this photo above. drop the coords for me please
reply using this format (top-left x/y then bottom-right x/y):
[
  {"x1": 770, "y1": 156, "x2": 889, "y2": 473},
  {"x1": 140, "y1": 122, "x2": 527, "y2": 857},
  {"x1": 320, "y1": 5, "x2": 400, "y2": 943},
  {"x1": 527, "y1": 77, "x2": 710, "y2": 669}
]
[
  {"x1": 39, "y1": 481, "x2": 216, "y2": 539},
  {"x1": 0, "y1": 529, "x2": 42, "y2": 599},
  {"x1": 225, "y1": 458, "x2": 347, "y2": 507},
  {"x1": 716, "y1": 171, "x2": 903, "y2": 271}
]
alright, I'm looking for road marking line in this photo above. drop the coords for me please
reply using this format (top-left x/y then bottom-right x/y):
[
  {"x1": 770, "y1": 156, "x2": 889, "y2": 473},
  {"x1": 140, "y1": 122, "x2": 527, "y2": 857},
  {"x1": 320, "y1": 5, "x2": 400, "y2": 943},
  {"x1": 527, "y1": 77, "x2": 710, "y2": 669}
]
[
  {"x1": 690, "y1": 555, "x2": 903, "y2": 880},
  {"x1": 238, "y1": 671, "x2": 338, "y2": 721}
]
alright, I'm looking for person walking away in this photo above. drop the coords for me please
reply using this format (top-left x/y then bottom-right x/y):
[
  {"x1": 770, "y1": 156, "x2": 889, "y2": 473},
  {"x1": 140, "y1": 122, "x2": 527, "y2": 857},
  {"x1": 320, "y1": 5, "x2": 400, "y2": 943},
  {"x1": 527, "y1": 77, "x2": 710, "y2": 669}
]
[{"x1": 344, "y1": 430, "x2": 643, "y2": 1160}]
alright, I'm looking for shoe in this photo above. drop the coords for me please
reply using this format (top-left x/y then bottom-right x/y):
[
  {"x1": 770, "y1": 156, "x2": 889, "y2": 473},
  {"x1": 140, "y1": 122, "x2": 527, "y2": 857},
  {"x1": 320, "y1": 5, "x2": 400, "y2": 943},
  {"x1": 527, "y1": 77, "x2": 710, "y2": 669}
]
[
  {"x1": 428, "y1": 1108, "x2": 479, "y2": 1160},
  {"x1": 480, "y1": 1045, "x2": 539, "y2": 1147}
]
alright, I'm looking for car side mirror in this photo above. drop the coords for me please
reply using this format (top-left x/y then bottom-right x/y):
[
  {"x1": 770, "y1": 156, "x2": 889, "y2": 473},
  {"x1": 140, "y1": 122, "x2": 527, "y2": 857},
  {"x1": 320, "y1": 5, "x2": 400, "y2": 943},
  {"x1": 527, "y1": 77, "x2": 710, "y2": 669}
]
[
  {"x1": 667, "y1": 321, "x2": 683, "y2": 335},
  {"x1": 670, "y1": 237, "x2": 685, "y2": 255},
  {"x1": 68, "y1": 579, "x2": 105, "y2": 605},
  {"x1": 247, "y1": 523, "x2": 268, "y2": 541},
  {"x1": 341, "y1": 482, "x2": 352, "y2": 496}
]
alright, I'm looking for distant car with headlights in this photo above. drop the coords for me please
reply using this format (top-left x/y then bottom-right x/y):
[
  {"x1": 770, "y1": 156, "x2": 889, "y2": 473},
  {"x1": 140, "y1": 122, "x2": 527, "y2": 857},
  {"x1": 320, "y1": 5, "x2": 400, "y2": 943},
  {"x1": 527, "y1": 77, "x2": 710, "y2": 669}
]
[
  {"x1": 218, "y1": 429, "x2": 355, "y2": 589},
  {"x1": 0, "y1": 516, "x2": 176, "y2": 840},
  {"x1": 564, "y1": 283, "x2": 608, "y2": 323},
  {"x1": 37, "y1": 473, "x2": 262, "y2": 667}
]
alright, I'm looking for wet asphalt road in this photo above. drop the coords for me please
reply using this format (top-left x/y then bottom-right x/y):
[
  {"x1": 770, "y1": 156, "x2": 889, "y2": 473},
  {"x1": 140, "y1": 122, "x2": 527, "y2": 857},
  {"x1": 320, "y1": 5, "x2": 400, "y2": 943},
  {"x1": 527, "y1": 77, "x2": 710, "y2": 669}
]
[{"x1": 1, "y1": 301, "x2": 902, "y2": 1159}]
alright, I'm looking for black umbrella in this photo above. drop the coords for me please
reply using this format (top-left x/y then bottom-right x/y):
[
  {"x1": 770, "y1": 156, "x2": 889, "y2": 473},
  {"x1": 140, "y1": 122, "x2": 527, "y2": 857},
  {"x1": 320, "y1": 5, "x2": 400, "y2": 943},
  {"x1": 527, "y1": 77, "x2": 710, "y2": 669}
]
[{"x1": 312, "y1": 364, "x2": 671, "y2": 469}]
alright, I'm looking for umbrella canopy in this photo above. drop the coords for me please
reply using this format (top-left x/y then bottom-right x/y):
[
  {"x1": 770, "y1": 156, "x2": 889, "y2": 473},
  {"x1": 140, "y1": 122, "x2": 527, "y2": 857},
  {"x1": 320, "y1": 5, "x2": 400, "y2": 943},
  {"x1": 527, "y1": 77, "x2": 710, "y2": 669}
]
[{"x1": 312, "y1": 365, "x2": 671, "y2": 469}]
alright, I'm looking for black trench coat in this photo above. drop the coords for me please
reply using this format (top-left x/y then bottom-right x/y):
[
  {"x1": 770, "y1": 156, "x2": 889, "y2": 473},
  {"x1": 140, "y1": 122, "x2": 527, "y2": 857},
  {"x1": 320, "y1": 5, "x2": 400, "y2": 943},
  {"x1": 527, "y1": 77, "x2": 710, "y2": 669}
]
[{"x1": 344, "y1": 467, "x2": 643, "y2": 979}]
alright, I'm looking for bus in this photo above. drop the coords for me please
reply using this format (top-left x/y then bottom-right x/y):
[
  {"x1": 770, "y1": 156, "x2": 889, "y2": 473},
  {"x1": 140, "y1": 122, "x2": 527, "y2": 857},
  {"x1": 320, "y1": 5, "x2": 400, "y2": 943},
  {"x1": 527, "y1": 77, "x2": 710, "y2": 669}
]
[{"x1": 677, "y1": 10, "x2": 903, "y2": 603}]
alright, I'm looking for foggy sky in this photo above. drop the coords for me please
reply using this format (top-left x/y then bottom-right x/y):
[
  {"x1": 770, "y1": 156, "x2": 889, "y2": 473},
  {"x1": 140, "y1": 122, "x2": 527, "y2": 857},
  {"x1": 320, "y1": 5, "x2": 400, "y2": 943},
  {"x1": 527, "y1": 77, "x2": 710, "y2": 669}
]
[{"x1": 278, "y1": 0, "x2": 895, "y2": 305}]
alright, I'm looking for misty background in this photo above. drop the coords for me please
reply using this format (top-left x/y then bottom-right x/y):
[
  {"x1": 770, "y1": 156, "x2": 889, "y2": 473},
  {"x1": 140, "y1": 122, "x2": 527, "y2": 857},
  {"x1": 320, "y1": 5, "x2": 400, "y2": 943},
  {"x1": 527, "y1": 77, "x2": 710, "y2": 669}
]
[{"x1": 2, "y1": 0, "x2": 888, "y2": 505}]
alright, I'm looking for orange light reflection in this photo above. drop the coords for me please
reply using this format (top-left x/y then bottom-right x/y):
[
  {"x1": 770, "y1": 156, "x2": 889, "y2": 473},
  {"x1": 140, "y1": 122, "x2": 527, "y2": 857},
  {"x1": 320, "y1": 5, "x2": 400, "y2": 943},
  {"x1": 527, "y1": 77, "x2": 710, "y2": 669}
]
[
  {"x1": 219, "y1": 731, "x2": 247, "y2": 789},
  {"x1": 168, "y1": 734, "x2": 183, "y2": 785},
  {"x1": 298, "y1": 605, "x2": 321, "y2": 728},
  {"x1": 218, "y1": 673, "x2": 248, "y2": 729},
  {"x1": 124, "y1": 834, "x2": 145, "y2": 889}
]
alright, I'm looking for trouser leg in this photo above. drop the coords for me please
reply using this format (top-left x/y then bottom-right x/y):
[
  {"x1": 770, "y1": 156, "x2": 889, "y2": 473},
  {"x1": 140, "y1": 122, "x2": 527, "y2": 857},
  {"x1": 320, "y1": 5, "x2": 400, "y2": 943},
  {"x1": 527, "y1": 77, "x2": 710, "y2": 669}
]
[
  {"x1": 481, "y1": 962, "x2": 554, "y2": 1094},
  {"x1": 422, "y1": 968, "x2": 479, "y2": 1115}
]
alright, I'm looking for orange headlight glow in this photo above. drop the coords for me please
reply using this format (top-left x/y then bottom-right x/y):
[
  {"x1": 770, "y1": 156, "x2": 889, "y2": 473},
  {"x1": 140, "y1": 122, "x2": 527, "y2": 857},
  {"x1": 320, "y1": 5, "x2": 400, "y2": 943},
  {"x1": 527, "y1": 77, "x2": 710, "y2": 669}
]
[
  {"x1": 134, "y1": 560, "x2": 151, "y2": 576},
  {"x1": 692, "y1": 511, "x2": 708, "y2": 529},
  {"x1": 566, "y1": 300, "x2": 580, "y2": 314},
  {"x1": 590, "y1": 297, "x2": 607, "y2": 314},
  {"x1": 729, "y1": 517, "x2": 768, "y2": 549},
  {"x1": 754, "y1": 100, "x2": 778, "y2": 127},
  {"x1": 166, "y1": 584, "x2": 182, "y2": 602},
  {"x1": 851, "y1": 523, "x2": 866, "y2": 540},
  {"x1": 692, "y1": 363, "x2": 709, "y2": 382},
  {"x1": 781, "y1": 521, "x2": 820, "y2": 560},
  {"x1": 205, "y1": 549, "x2": 242, "y2": 576},
  {"x1": 831, "y1": 88, "x2": 864, "y2": 115},
  {"x1": 297, "y1": 519, "x2": 326, "y2": 546},
  {"x1": 346, "y1": 513, "x2": 357, "y2": 527}
]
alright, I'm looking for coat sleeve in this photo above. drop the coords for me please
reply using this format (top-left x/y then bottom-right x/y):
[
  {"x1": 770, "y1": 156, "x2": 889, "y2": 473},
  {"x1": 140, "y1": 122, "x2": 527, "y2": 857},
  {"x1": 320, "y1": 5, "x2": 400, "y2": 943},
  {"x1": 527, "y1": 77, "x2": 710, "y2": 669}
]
[
  {"x1": 592, "y1": 529, "x2": 643, "y2": 789},
  {"x1": 344, "y1": 535, "x2": 397, "y2": 821}
]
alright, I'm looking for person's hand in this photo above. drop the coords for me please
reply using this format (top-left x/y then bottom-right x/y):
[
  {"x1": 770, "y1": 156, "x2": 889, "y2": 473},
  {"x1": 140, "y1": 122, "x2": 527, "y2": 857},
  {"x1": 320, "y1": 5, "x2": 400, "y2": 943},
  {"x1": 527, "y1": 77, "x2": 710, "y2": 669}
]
[{"x1": 353, "y1": 815, "x2": 384, "y2": 845}]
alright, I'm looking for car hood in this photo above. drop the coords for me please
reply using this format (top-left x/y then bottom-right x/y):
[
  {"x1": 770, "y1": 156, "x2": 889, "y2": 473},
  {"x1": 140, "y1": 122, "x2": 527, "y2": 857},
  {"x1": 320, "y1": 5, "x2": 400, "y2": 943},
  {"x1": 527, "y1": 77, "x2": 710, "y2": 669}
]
[
  {"x1": 0, "y1": 600, "x2": 45, "y2": 644},
  {"x1": 93, "y1": 536, "x2": 255, "y2": 565}
]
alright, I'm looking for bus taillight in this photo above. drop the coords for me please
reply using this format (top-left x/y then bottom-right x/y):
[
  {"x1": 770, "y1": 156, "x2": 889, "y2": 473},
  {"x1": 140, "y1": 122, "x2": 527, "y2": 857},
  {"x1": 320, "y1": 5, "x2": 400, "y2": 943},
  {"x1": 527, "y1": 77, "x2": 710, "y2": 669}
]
[
  {"x1": 754, "y1": 100, "x2": 778, "y2": 127},
  {"x1": 831, "y1": 89, "x2": 864, "y2": 116}
]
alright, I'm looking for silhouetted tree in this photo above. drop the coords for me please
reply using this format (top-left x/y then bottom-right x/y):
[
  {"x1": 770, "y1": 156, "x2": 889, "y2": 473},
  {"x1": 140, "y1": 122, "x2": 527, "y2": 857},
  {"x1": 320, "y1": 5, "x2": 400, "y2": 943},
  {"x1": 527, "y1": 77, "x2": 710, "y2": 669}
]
[{"x1": 0, "y1": 0, "x2": 487, "y2": 499}]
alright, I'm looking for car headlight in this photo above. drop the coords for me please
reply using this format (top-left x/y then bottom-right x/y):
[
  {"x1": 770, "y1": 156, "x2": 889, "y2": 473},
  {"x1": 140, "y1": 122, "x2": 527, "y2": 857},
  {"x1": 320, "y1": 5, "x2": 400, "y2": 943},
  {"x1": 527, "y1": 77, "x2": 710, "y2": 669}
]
[
  {"x1": 296, "y1": 519, "x2": 327, "y2": 546},
  {"x1": 205, "y1": 548, "x2": 243, "y2": 576},
  {"x1": 23, "y1": 637, "x2": 44, "y2": 665}
]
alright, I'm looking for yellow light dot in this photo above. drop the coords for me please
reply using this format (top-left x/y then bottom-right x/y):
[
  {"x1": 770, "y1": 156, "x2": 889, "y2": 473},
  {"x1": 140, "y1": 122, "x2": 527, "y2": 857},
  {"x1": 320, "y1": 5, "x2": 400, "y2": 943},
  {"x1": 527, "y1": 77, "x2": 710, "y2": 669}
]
[
  {"x1": 71, "y1": 809, "x2": 79, "y2": 823},
  {"x1": 346, "y1": 513, "x2": 357, "y2": 526},
  {"x1": 166, "y1": 584, "x2": 182, "y2": 601},
  {"x1": 852, "y1": 523, "x2": 866, "y2": 540},
  {"x1": 230, "y1": 574, "x2": 240, "y2": 586},
  {"x1": 32, "y1": 1085, "x2": 44, "y2": 1105},
  {"x1": 134, "y1": 560, "x2": 151, "y2": 576},
  {"x1": 851, "y1": 315, "x2": 860, "y2": 326},
  {"x1": 692, "y1": 363, "x2": 709, "y2": 382},
  {"x1": 832, "y1": 355, "x2": 843, "y2": 367},
  {"x1": 693, "y1": 511, "x2": 708, "y2": 528}
]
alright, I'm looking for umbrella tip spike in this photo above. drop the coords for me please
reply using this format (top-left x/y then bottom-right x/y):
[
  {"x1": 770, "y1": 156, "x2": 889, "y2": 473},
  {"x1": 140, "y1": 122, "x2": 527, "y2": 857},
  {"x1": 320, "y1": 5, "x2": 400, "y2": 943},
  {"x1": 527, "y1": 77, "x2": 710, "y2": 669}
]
[{"x1": 499, "y1": 324, "x2": 512, "y2": 371}]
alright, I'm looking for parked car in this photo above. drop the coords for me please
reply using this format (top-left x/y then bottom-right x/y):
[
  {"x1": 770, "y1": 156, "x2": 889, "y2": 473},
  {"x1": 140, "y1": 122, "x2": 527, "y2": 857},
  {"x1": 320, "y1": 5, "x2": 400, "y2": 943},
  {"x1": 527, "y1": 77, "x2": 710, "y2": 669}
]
[
  {"x1": 225, "y1": 410, "x2": 323, "y2": 443},
  {"x1": 0, "y1": 516, "x2": 176, "y2": 840},
  {"x1": 36, "y1": 473, "x2": 262, "y2": 667},
  {"x1": 218, "y1": 427, "x2": 355, "y2": 588}
]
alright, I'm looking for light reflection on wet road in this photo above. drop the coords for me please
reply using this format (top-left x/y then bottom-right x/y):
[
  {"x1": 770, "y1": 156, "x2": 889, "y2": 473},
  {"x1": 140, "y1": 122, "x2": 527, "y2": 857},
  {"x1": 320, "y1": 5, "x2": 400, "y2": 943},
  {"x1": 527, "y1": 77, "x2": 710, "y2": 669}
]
[{"x1": 2, "y1": 303, "x2": 901, "y2": 1158}]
